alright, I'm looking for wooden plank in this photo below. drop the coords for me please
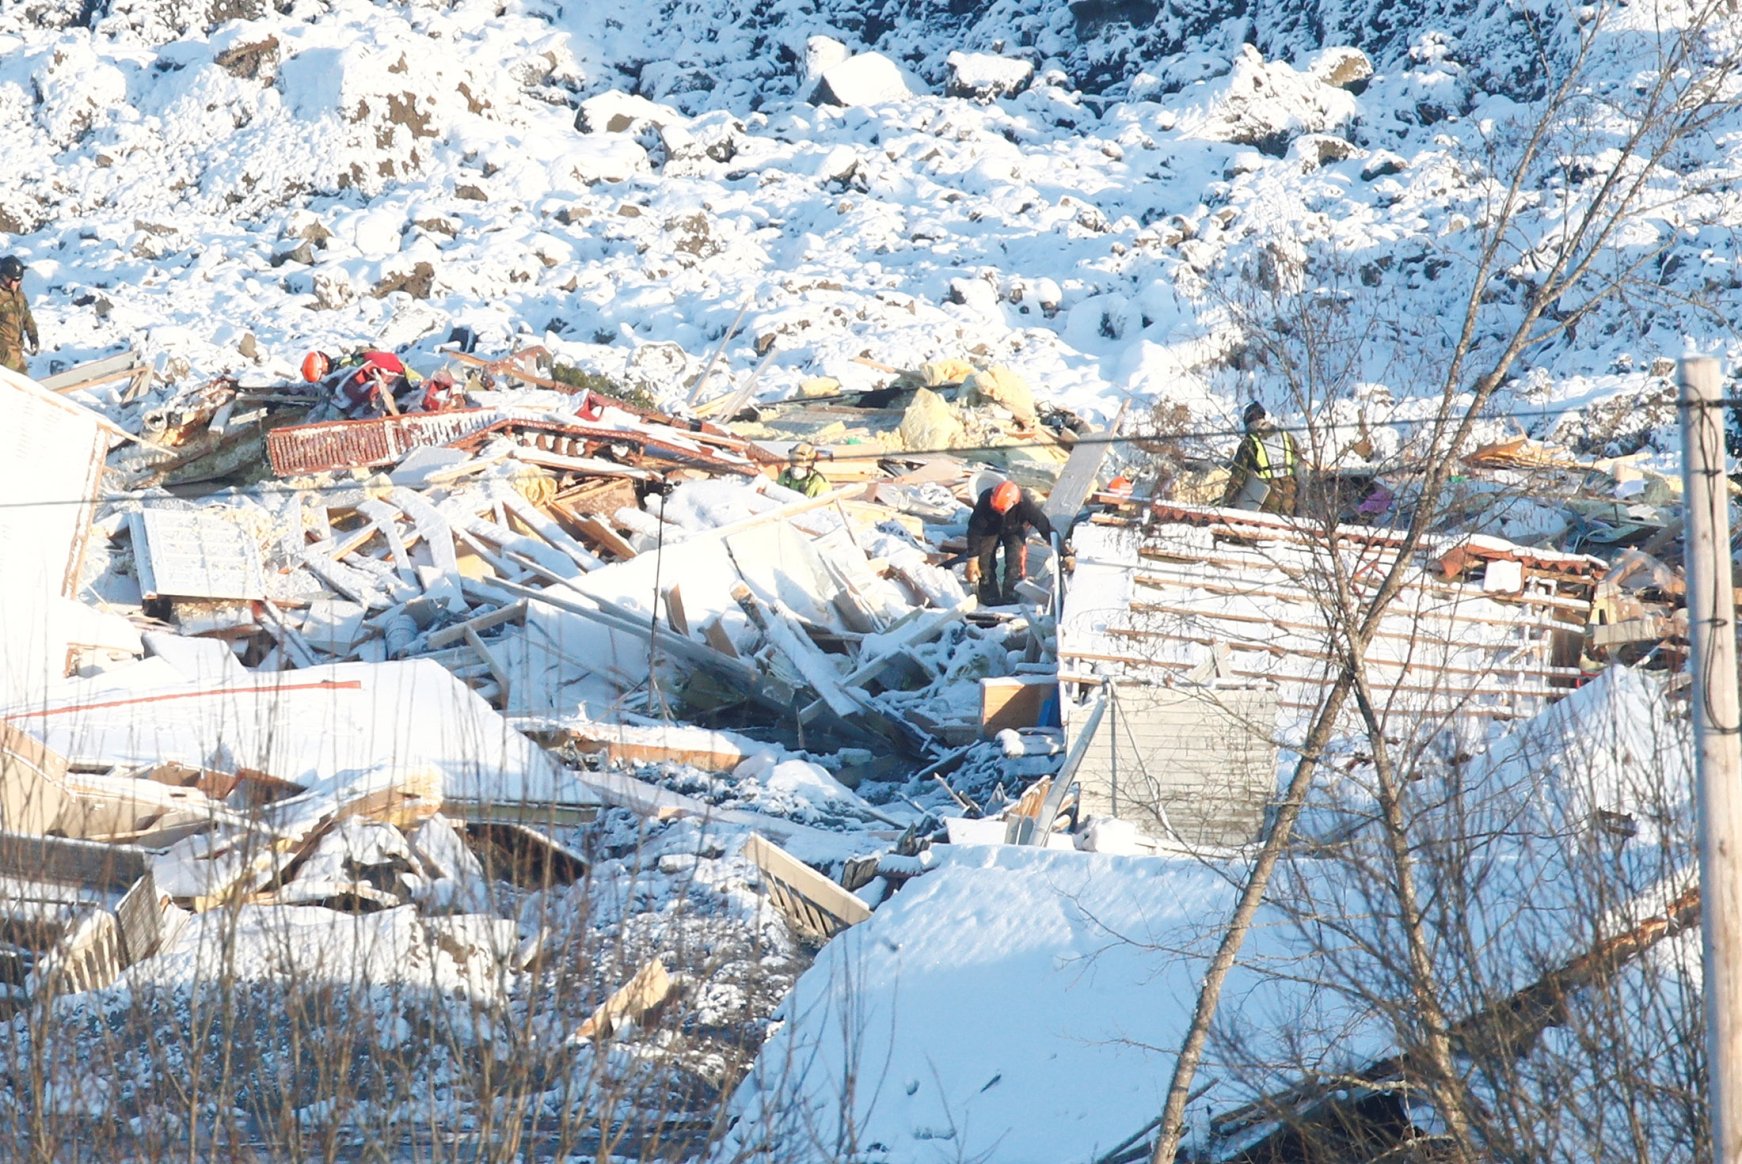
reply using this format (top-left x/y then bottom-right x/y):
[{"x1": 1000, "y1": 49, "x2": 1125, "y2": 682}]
[
  {"x1": 0, "y1": 722, "x2": 72, "y2": 836},
  {"x1": 497, "y1": 492, "x2": 604, "y2": 571},
  {"x1": 556, "y1": 732, "x2": 747, "y2": 772},
  {"x1": 702, "y1": 617, "x2": 740, "y2": 659},
  {"x1": 463, "y1": 626, "x2": 512, "y2": 708},
  {"x1": 574, "y1": 515, "x2": 638, "y2": 560},
  {"x1": 573, "y1": 957, "x2": 675, "y2": 1042},
  {"x1": 665, "y1": 585, "x2": 691, "y2": 637},
  {"x1": 743, "y1": 832, "x2": 872, "y2": 943},
  {"x1": 514, "y1": 448, "x2": 656, "y2": 480},
  {"x1": 0, "y1": 832, "x2": 150, "y2": 890},
  {"x1": 425, "y1": 600, "x2": 528, "y2": 649},
  {"x1": 1002, "y1": 776, "x2": 1055, "y2": 844},
  {"x1": 1044, "y1": 401, "x2": 1126, "y2": 533},
  {"x1": 441, "y1": 800, "x2": 601, "y2": 829},
  {"x1": 114, "y1": 872, "x2": 165, "y2": 964},
  {"x1": 34, "y1": 351, "x2": 143, "y2": 395},
  {"x1": 731, "y1": 584, "x2": 859, "y2": 720}
]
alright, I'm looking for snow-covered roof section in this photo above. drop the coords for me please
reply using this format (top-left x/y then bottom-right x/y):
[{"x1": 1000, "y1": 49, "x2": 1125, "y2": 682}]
[
  {"x1": 721, "y1": 841, "x2": 1387, "y2": 1163},
  {"x1": 2, "y1": 658, "x2": 593, "y2": 808},
  {"x1": 1060, "y1": 508, "x2": 1602, "y2": 735}
]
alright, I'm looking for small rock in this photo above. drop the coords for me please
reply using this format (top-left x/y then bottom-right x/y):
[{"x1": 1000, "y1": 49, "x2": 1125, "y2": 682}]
[
  {"x1": 1292, "y1": 134, "x2": 1359, "y2": 169},
  {"x1": 311, "y1": 270, "x2": 355, "y2": 310},
  {"x1": 454, "y1": 184, "x2": 487, "y2": 202},
  {"x1": 373, "y1": 261, "x2": 436, "y2": 300},
  {"x1": 945, "y1": 51, "x2": 1033, "y2": 101},
  {"x1": 270, "y1": 241, "x2": 314, "y2": 268},
  {"x1": 1309, "y1": 46, "x2": 1373, "y2": 93},
  {"x1": 1361, "y1": 151, "x2": 1408, "y2": 180},
  {"x1": 237, "y1": 333, "x2": 259, "y2": 361}
]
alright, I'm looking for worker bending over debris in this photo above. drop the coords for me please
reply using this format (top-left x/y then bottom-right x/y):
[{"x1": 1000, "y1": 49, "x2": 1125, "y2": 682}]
[
  {"x1": 1222, "y1": 400, "x2": 1302, "y2": 515},
  {"x1": 966, "y1": 479, "x2": 1055, "y2": 606},
  {"x1": 776, "y1": 441, "x2": 831, "y2": 497},
  {"x1": 302, "y1": 349, "x2": 460, "y2": 418}
]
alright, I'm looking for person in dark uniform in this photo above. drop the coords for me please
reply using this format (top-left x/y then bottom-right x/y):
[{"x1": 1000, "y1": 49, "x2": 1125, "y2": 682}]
[
  {"x1": 0, "y1": 256, "x2": 40, "y2": 375},
  {"x1": 965, "y1": 480, "x2": 1054, "y2": 605}
]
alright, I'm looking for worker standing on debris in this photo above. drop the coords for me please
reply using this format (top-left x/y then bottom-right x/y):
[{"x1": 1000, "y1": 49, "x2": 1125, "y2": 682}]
[
  {"x1": 1222, "y1": 401, "x2": 1302, "y2": 515},
  {"x1": 0, "y1": 256, "x2": 39, "y2": 376},
  {"x1": 966, "y1": 479, "x2": 1055, "y2": 606},
  {"x1": 776, "y1": 442, "x2": 831, "y2": 497}
]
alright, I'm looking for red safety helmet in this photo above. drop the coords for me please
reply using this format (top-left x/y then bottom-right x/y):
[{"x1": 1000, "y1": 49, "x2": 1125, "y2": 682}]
[
  {"x1": 990, "y1": 480, "x2": 1021, "y2": 514},
  {"x1": 301, "y1": 351, "x2": 331, "y2": 382}
]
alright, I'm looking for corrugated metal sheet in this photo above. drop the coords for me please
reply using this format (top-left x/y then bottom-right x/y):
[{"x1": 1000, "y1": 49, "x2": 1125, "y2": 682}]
[{"x1": 265, "y1": 409, "x2": 504, "y2": 476}]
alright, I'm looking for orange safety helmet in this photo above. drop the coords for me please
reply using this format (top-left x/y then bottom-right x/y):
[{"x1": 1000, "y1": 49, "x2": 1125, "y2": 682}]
[
  {"x1": 301, "y1": 351, "x2": 331, "y2": 383},
  {"x1": 990, "y1": 480, "x2": 1022, "y2": 514}
]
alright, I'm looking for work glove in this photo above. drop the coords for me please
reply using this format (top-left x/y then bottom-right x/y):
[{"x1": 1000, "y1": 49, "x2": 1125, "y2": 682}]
[{"x1": 964, "y1": 558, "x2": 982, "y2": 585}]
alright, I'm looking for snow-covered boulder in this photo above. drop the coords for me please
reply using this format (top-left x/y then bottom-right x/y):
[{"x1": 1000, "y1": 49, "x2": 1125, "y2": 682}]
[
  {"x1": 1175, "y1": 44, "x2": 1359, "y2": 155},
  {"x1": 945, "y1": 51, "x2": 1034, "y2": 101},
  {"x1": 1289, "y1": 133, "x2": 1360, "y2": 170},
  {"x1": 811, "y1": 51, "x2": 912, "y2": 108},
  {"x1": 1309, "y1": 45, "x2": 1373, "y2": 93},
  {"x1": 32, "y1": 39, "x2": 129, "y2": 149},
  {"x1": 658, "y1": 110, "x2": 742, "y2": 167},
  {"x1": 575, "y1": 90, "x2": 683, "y2": 135},
  {"x1": 800, "y1": 35, "x2": 851, "y2": 87},
  {"x1": 558, "y1": 135, "x2": 652, "y2": 185}
]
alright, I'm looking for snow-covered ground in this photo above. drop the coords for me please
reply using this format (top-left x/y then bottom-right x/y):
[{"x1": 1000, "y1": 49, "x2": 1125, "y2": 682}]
[{"x1": 3, "y1": 0, "x2": 1735, "y2": 463}]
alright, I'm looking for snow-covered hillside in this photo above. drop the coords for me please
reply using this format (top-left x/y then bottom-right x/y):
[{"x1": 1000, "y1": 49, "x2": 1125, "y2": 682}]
[{"x1": 2, "y1": 0, "x2": 1735, "y2": 470}]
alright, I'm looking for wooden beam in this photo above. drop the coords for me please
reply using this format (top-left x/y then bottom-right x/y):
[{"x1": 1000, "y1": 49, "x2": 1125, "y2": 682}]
[
  {"x1": 573, "y1": 958, "x2": 676, "y2": 1042},
  {"x1": 743, "y1": 832, "x2": 872, "y2": 943}
]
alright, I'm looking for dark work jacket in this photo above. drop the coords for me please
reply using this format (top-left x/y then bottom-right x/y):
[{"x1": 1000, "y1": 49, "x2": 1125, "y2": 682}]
[{"x1": 966, "y1": 488, "x2": 1054, "y2": 556}]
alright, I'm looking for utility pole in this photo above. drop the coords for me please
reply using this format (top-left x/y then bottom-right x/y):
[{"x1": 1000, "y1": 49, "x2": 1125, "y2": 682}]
[{"x1": 1679, "y1": 353, "x2": 1742, "y2": 1164}]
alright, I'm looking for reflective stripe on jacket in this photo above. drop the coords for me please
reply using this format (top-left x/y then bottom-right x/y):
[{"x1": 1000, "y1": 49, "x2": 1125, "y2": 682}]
[{"x1": 1248, "y1": 430, "x2": 1294, "y2": 479}]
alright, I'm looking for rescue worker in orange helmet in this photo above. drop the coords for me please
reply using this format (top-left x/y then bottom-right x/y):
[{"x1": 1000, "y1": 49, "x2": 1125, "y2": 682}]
[{"x1": 964, "y1": 479, "x2": 1054, "y2": 606}]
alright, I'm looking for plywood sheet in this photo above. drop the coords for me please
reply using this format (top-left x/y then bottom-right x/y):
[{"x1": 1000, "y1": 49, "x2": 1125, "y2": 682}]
[
  {"x1": 132, "y1": 508, "x2": 267, "y2": 600},
  {"x1": 1072, "y1": 684, "x2": 1279, "y2": 849}
]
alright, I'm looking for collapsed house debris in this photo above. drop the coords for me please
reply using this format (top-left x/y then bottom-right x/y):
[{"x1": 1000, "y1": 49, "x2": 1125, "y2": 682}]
[
  {"x1": 0, "y1": 337, "x2": 1716, "y2": 1161},
  {"x1": 0, "y1": 344, "x2": 1083, "y2": 1022}
]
